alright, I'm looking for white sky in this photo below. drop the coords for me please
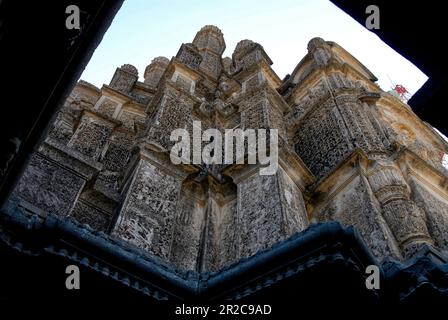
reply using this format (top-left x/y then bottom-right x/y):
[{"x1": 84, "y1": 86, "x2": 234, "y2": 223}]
[{"x1": 81, "y1": 0, "x2": 428, "y2": 95}]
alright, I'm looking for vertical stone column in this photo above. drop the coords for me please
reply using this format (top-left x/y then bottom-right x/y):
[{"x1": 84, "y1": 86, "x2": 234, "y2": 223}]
[
  {"x1": 226, "y1": 164, "x2": 308, "y2": 259},
  {"x1": 169, "y1": 175, "x2": 239, "y2": 273},
  {"x1": 68, "y1": 112, "x2": 116, "y2": 160},
  {"x1": 144, "y1": 57, "x2": 169, "y2": 88},
  {"x1": 169, "y1": 180, "x2": 207, "y2": 272},
  {"x1": 109, "y1": 64, "x2": 139, "y2": 94},
  {"x1": 200, "y1": 179, "x2": 239, "y2": 272},
  {"x1": 334, "y1": 93, "x2": 386, "y2": 154},
  {"x1": 367, "y1": 162, "x2": 433, "y2": 258},
  {"x1": 146, "y1": 84, "x2": 196, "y2": 150},
  {"x1": 112, "y1": 149, "x2": 188, "y2": 260},
  {"x1": 192, "y1": 25, "x2": 225, "y2": 80}
]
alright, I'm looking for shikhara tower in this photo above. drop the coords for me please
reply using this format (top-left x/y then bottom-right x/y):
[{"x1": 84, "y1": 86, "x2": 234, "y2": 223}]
[{"x1": 9, "y1": 25, "x2": 448, "y2": 272}]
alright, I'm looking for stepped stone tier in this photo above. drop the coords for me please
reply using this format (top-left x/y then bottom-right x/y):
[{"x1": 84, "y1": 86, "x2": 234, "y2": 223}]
[{"x1": 9, "y1": 25, "x2": 448, "y2": 273}]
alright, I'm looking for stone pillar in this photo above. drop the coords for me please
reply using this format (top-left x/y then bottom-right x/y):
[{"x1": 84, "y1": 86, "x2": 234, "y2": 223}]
[
  {"x1": 144, "y1": 56, "x2": 169, "y2": 88},
  {"x1": 169, "y1": 179, "x2": 207, "y2": 271},
  {"x1": 112, "y1": 148, "x2": 189, "y2": 259},
  {"x1": 68, "y1": 111, "x2": 116, "y2": 160},
  {"x1": 200, "y1": 178, "x2": 239, "y2": 272},
  {"x1": 168, "y1": 174, "x2": 239, "y2": 273},
  {"x1": 192, "y1": 25, "x2": 225, "y2": 80},
  {"x1": 367, "y1": 162, "x2": 433, "y2": 258},
  {"x1": 226, "y1": 164, "x2": 308, "y2": 259},
  {"x1": 334, "y1": 93, "x2": 386, "y2": 154},
  {"x1": 9, "y1": 140, "x2": 100, "y2": 218},
  {"x1": 146, "y1": 83, "x2": 196, "y2": 150},
  {"x1": 109, "y1": 64, "x2": 139, "y2": 94}
]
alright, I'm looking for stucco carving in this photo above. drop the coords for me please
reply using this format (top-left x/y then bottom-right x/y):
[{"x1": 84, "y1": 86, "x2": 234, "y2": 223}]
[{"x1": 8, "y1": 29, "x2": 448, "y2": 273}]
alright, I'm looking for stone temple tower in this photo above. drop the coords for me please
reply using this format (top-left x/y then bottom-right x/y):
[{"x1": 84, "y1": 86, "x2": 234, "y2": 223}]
[{"x1": 8, "y1": 26, "x2": 448, "y2": 273}]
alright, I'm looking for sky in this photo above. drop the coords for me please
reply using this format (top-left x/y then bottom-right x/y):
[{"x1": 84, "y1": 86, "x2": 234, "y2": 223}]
[{"x1": 81, "y1": 0, "x2": 428, "y2": 96}]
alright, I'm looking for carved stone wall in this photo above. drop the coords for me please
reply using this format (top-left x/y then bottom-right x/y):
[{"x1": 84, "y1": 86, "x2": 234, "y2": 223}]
[
  {"x1": 231, "y1": 166, "x2": 308, "y2": 260},
  {"x1": 8, "y1": 27, "x2": 448, "y2": 273},
  {"x1": 110, "y1": 64, "x2": 138, "y2": 94},
  {"x1": 12, "y1": 153, "x2": 85, "y2": 217},
  {"x1": 169, "y1": 186, "x2": 206, "y2": 271},
  {"x1": 68, "y1": 114, "x2": 114, "y2": 160},
  {"x1": 314, "y1": 164, "x2": 401, "y2": 260},
  {"x1": 113, "y1": 159, "x2": 182, "y2": 259},
  {"x1": 294, "y1": 98, "x2": 353, "y2": 179},
  {"x1": 277, "y1": 167, "x2": 309, "y2": 236},
  {"x1": 410, "y1": 178, "x2": 448, "y2": 251},
  {"x1": 147, "y1": 85, "x2": 196, "y2": 150},
  {"x1": 201, "y1": 196, "x2": 239, "y2": 272},
  {"x1": 144, "y1": 56, "x2": 169, "y2": 88}
]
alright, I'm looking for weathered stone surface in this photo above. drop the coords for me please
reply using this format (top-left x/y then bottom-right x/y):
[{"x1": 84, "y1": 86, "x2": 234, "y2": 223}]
[
  {"x1": 317, "y1": 174, "x2": 401, "y2": 260},
  {"x1": 409, "y1": 178, "x2": 448, "y2": 251},
  {"x1": 144, "y1": 56, "x2": 169, "y2": 88},
  {"x1": 113, "y1": 160, "x2": 182, "y2": 259},
  {"x1": 68, "y1": 113, "x2": 115, "y2": 159},
  {"x1": 8, "y1": 27, "x2": 448, "y2": 272},
  {"x1": 237, "y1": 172, "x2": 284, "y2": 258},
  {"x1": 169, "y1": 188, "x2": 205, "y2": 271},
  {"x1": 71, "y1": 197, "x2": 112, "y2": 231},
  {"x1": 109, "y1": 64, "x2": 138, "y2": 94},
  {"x1": 11, "y1": 152, "x2": 86, "y2": 217},
  {"x1": 277, "y1": 167, "x2": 309, "y2": 236}
]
